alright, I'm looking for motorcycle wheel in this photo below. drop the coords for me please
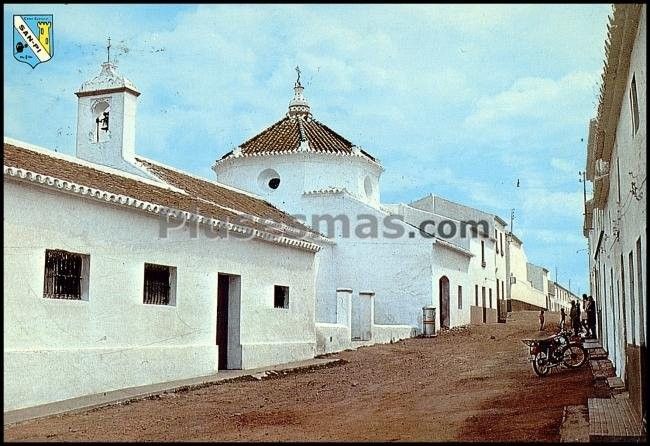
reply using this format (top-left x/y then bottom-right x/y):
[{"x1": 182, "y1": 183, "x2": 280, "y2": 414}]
[
  {"x1": 532, "y1": 352, "x2": 550, "y2": 376},
  {"x1": 562, "y1": 344, "x2": 588, "y2": 368}
]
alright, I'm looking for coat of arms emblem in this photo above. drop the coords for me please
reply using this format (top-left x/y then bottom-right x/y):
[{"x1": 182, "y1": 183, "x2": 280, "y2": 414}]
[{"x1": 13, "y1": 14, "x2": 53, "y2": 68}]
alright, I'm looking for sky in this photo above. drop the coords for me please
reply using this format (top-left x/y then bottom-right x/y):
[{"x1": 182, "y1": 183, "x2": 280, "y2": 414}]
[{"x1": 4, "y1": 4, "x2": 612, "y2": 296}]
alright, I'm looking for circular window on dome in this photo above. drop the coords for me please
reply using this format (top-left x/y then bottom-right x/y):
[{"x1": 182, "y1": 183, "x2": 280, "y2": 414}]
[
  {"x1": 364, "y1": 176, "x2": 374, "y2": 198},
  {"x1": 258, "y1": 168, "x2": 281, "y2": 192}
]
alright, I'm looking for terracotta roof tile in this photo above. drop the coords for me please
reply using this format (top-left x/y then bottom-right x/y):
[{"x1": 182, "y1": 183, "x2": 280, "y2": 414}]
[
  {"x1": 3, "y1": 143, "x2": 320, "y2": 244},
  {"x1": 135, "y1": 157, "x2": 317, "y2": 235},
  {"x1": 224, "y1": 115, "x2": 376, "y2": 161}
]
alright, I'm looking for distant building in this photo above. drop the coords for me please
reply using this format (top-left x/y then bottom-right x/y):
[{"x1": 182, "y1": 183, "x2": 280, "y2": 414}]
[
  {"x1": 547, "y1": 281, "x2": 578, "y2": 312},
  {"x1": 507, "y1": 234, "x2": 549, "y2": 310}
]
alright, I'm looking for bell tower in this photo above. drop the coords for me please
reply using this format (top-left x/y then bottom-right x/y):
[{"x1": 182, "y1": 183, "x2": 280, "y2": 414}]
[{"x1": 74, "y1": 38, "x2": 145, "y2": 176}]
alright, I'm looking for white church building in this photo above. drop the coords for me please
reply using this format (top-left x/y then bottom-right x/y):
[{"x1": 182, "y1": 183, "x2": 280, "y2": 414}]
[
  {"x1": 4, "y1": 58, "x2": 550, "y2": 411},
  {"x1": 4, "y1": 61, "x2": 328, "y2": 411}
]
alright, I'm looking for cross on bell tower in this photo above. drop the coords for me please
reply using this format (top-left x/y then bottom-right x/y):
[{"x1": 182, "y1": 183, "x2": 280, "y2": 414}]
[{"x1": 288, "y1": 65, "x2": 311, "y2": 118}]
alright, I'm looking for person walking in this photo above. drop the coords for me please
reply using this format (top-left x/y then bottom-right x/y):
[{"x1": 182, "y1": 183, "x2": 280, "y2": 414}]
[
  {"x1": 539, "y1": 309, "x2": 545, "y2": 331},
  {"x1": 581, "y1": 295, "x2": 589, "y2": 336},
  {"x1": 560, "y1": 307, "x2": 567, "y2": 331},
  {"x1": 587, "y1": 295, "x2": 597, "y2": 339},
  {"x1": 570, "y1": 300, "x2": 580, "y2": 336}
]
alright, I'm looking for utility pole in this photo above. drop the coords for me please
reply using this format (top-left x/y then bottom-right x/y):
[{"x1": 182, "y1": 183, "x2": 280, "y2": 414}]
[{"x1": 505, "y1": 208, "x2": 515, "y2": 314}]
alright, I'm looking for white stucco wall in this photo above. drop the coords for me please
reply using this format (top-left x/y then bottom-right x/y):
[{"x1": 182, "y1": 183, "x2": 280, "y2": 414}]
[
  {"x1": 494, "y1": 220, "x2": 508, "y2": 307},
  {"x1": 507, "y1": 238, "x2": 546, "y2": 308},
  {"x1": 432, "y1": 244, "x2": 472, "y2": 328},
  {"x1": 298, "y1": 192, "x2": 434, "y2": 330},
  {"x1": 213, "y1": 152, "x2": 383, "y2": 211},
  {"x1": 587, "y1": 5, "x2": 646, "y2": 380},
  {"x1": 3, "y1": 179, "x2": 317, "y2": 410}
]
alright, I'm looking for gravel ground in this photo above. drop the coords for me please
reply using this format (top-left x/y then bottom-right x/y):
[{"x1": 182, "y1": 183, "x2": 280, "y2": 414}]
[{"x1": 4, "y1": 310, "x2": 594, "y2": 441}]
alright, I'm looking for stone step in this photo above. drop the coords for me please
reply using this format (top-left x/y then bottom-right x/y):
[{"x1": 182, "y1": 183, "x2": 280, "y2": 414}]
[
  {"x1": 584, "y1": 339, "x2": 603, "y2": 350},
  {"x1": 607, "y1": 376, "x2": 626, "y2": 395},
  {"x1": 590, "y1": 359, "x2": 617, "y2": 380},
  {"x1": 589, "y1": 347, "x2": 609, "y2": 359},
  {"x1": 588, "y1": 396, "x2": 643, "y2": 442}
]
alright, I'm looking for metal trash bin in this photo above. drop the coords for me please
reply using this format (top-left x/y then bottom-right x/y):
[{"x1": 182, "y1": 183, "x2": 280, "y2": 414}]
[{"x1": 422, "y1": 306, "x2": 437, "y2": 337}]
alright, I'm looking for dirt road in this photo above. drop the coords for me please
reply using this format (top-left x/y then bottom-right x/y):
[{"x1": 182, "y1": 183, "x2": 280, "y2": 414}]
[{"x1": 4, "y1": 311, "x2": 594, "y2": 441}]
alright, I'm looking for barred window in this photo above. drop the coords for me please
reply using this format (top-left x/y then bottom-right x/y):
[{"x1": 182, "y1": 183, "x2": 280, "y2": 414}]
[
  {"x1": 43, "y1": 249, "x2": 89, "y2": 300},
  {"x1": 144, "y1": 263, "x2": 176, "y2": 305},
  {"x1": 274, "y1": 285, "x2": 289, "y2": 309}
]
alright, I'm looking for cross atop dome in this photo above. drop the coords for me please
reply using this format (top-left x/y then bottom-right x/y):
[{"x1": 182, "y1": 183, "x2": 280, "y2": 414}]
[{"x1": 287, "y1": 65, "x2": 311, "y2": 119}]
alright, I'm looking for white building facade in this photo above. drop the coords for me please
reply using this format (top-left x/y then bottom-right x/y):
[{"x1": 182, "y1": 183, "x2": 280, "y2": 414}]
[{"x1": 583, "y1": 3, "x2": 646, "y2": 422}]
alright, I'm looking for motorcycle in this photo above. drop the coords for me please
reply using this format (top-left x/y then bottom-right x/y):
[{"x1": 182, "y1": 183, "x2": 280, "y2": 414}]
[{"x1": 522, "y1": 329, "x2": 588, "y2": 376}]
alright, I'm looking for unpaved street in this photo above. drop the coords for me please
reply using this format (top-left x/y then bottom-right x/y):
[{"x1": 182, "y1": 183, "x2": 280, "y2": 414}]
[{"x1": 4, "y1": 311, "x2": 594, "y2": 441}]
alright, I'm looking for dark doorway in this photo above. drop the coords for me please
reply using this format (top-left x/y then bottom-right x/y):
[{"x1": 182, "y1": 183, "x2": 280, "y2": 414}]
[
  {"x1": 482, "y1": 286, "x2": 487, "y2": 323},
  {"x1": 217, "y1": 274, "x2": 230, "y2": 370},
  {"x1": 439, "y1": 276, "x2": 450, "y2": 329}
]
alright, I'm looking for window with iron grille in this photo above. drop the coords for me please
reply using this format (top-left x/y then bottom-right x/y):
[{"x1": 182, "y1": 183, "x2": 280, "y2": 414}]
[
  {"x1": 274, "y1": 285, "x2": 289, "y2": 309},
  {"x1": 43, "y1": 249, "x2": 89, "y2": 300},
  {"x1": 143, "y1": 263, "x2": 176, "y2": 305}
]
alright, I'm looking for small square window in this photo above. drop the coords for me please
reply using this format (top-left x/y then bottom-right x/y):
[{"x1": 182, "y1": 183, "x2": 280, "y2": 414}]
[
  {"x1": 144, "y1": 263, "x2": 176, "y2": 306},
  {"x1": 274, "y1": 285, "x2": 289, "y2": 309},
  {"x1": 43, "y1": 249, "x2": 90, "y2": 300}
]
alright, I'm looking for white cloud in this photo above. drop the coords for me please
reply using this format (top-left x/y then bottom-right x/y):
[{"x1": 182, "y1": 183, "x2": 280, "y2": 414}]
[
  {"x1": 526, "y1": 228, "x2": 585, "y2": 246},
  {"x1": 465, "y1": 71, "x2": 599, "y2": 135}
]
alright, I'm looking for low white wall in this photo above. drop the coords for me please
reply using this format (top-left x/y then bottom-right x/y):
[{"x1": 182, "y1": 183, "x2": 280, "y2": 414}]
[
  {"x1": 4, "y1": 345, "x2": 216, "y2": 411},
  {"x1": 240, "y1": 342, "x2": 316, "y2": 369},
  {"x1": 371, "y1": 324, "x2": 416, "y2": 344},
  {"x1": 511, "y1": 281, "x2": 547, "y2": 309},
  {"x1": 315, "y1": 323, "x2": 351, "y2": 355}
]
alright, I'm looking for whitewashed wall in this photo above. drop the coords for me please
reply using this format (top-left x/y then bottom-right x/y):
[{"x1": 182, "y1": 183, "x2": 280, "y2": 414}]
[
  {"x1": 494, "y1": 220, "x2": 508, "y2": 308},
  {"x1": 214, "y1": 152, "x2": 384, "y2": 211},
  {"x1": 298, "y1": 192, "x2": 433, "y2": 329},
  {"x1": 75, "y1": 91, "x2": 146, "y2": 178},
  {"x1": 432, "y1": 244, "x2": 472, "y2": 328},
  {"x1": 3, "y1": 180, "x2": 317, "y2": 410},
  {"x1": 588, "y1": 5, "x2": 646, "y2": 379}
]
